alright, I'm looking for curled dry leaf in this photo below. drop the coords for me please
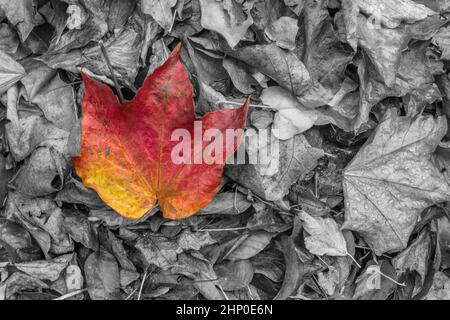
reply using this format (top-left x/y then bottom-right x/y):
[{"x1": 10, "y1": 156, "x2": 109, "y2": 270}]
[
  {"x1": 0, "y1": 218, "x2": 42, "y2": 263},
  {"x1": 141, "y1": 0, "x2": 177, "y2": 32},
  {"x1": 260, "y1": 86, "x2": 318, "y2": 140}
]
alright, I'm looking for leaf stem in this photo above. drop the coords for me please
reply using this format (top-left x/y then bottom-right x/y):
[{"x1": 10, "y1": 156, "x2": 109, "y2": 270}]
[
  {"x1": 137, "y1": 268, "x2": 148, "y2": 300},
  {"x1": 346, "y1": 252, "x2": 362, "y2": 269},
  {"x1": 375, "y1": 269, "x2": 405, "y2": 287},
  {"x1": 53, "y1": 288, "x2": 87, "y2": 300},
  {"x1": 198, "y1": 227, "x2": 248, "y2": 232},
  {"x1": 216, "y1": 100, "x2": 271, "y2": 109},
  {"x1": 99, "y1": 40, "x2": 124, "y2": 103}
]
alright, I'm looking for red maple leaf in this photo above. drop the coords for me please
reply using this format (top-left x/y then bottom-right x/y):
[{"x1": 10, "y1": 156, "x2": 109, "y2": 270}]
[{"x1": 73, "y1": 44, "x2": 249, "y2": 220}]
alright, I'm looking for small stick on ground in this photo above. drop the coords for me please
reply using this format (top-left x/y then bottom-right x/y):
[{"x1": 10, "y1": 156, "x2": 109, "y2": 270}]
[
  {"x1": 99, "y1": 40, "x2": 124, "y2": 103},
  {"x1": 137, "y1": 268, "x2": 148, "y2": 300},
  {"x1": 346, "y1": 252, "x2": 362, "y2": 269},
  {"x1": 53, "y1": 288, "x2": 87, "y2": 300}
]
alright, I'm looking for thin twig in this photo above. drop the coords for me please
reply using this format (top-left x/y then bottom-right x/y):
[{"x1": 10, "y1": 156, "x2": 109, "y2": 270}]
[
  {"x1": 197, "y1": 227, "x2": 248, "y2": 232},
  {"x1": 317, "y1": 256, "x2": 331, "y2": 269},
  {"x1": 346, "y1": 252, "x2": 361, "y2": 269},
  {"x1": 137, "y1": 269, "x2": 148, "y2": 300},
  {"x1": 375, "y1": 269, "x2": 405, "y2": 287},
  {"x1": 53, "y1": 288, "x2": 87, "y2": 300},
  {"x1": 99, "y1": 40, "x2": 124, "y2": 103},
  {"x1": 215, "y1": 100, "x2": 271, "y2": 109},
  {"x1": 125, "y1": 288, "x2": 138, "y2": 300},
  {"x1": 45, "y1": 81, "x2": 83, "y2": 94}
]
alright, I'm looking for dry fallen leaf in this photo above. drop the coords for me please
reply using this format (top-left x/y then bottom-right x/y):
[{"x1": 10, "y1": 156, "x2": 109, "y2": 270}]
[
  {"x1": 343, "y1": 109, "x2": 450, "y2": 254},
  {"x1": 298, "y1": 211, "x2": 348, "y2": 257},
  {"x1": 0, "y1": 50, "x2": 26, "y2": 93},
  {"x1": 199, "y1": 0, "x2": 253, "y2": 48}
]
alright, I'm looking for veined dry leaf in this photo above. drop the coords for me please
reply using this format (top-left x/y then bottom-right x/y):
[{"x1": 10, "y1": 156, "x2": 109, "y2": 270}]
[
  {"x1": 225, "y1": 44, "x2": 313, "y2": 96},
  {"x1": 351, "y1": 0, "x2": 435, "y2": 29},
  {"x1": 135, "y1": 228, "x2": 216, "y2": 269},
  {"x1": 171, "y1": 252, "x2": 225, "y2": 300},
  {"x1": 354, "y1": 41, "x2": 440, "y2": 131},
  {"x1": 0, "y1": 218, "x2": 42, "y2": 263},
  {"x1": 298, "y1": 211, "x2": 348, "y2": 257},
  {"x1": 0, "y1": 23, "x2": 21, "y2": 55},
  {"x1": 20, "y1": 60, "x2": 76, "y2": 132},
  {"x1": 265, "y1": 16, "x2": 298, "y2": 51},
  {"x1": 198, "y1": 192, "x2": 252, "y2": 215},
  {"x1": 425, "y1": 272, "x2": 450, "y2": 300},
  {"x1": 317, "y1": 266, "x2": 340, "y2": 296},
  {"x1": 342, "y1": 4, "x2": 444, "y2": 90},
  {"x1": 225, "y1": 231, "x2": 274, "y2": 261},
  {"x1": 84, "y1": 247, "x2": 120, "y2": 300},
  {"x1": 222, "y1": 57, "x2": 255, "y2": 94},
  {"x1": 274, "y1": 233, "x2": 305, "y2": 300},
  {"x1": 0, "y1": 0, "x2": 44, "y2": 41},
  {"x1": 199, "y1": 0, "x2": 253, "y2": 48},
  {"x1": 73, "y1": 44, "x2": 249, "y2": 220},
  {"x1": 14, "y1": 253, "x2": 74, "y2": 282},
  {"x1": 62, "y1": 209, "x2": 98, "y2": 250},
  {"x1": 0, "y1": 272, "x2": 48, "y2": 300},
  {"x1": 0, "y1": 50, "x2": 26, "y2": 94},
  {"x1": 214, "y1": 259, "x2": 254, "y2": 291},
  {"x1": 226, "y1": 133, "x2": 323, "y2": 201},
  {"x1": 299, "y1": 0, "x2": 354, "y2": 95},
  {"x1": 392, "y1": 229, "x2": 432, "y2": 285},
  {"x1": 141, "y1": 0, "x2": 177, "y2": 32},
  {"x1": 343, "y1": 110, "x2": 450, "y2": 254}
]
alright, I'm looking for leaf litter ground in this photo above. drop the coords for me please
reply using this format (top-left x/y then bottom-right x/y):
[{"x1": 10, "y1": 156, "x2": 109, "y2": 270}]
[{"x1": 0, "y1": 0, "x2": 450, "y2": 300}]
